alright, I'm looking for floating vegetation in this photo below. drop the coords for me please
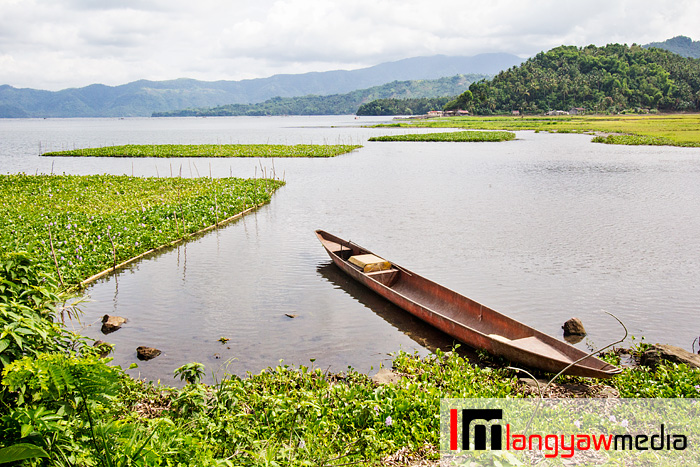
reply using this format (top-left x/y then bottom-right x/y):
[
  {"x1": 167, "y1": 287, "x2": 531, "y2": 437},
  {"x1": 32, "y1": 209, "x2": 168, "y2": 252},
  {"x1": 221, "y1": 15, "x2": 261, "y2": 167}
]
[
  {"x1": 41, "y1": 144, "x2": 362, "y2": 158},
  {"x1": 0, "y1": 174, "x2": 284, "y2": 285},
  {"x1": 591, "y1": 134, "x2": 700, "y2": 147},
  {"x1": 371, "y1": 114, "x2": 700, "y2": 147},
  {"x1": 368, "y1": 130, "x2": 515, "y2": 142}
]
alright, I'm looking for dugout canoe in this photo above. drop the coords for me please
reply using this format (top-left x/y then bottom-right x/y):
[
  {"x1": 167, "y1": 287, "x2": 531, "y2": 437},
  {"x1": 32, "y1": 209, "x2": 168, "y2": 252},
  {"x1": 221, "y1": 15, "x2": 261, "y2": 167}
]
[{"x1": 316, "y1": 230, "x2": 621, "y2": 378}]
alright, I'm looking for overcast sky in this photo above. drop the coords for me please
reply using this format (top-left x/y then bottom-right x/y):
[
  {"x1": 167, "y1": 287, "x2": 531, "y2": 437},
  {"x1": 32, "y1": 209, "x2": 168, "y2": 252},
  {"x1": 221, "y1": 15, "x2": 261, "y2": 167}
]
[{"x1": 1, "y1": 0, "x2": 698, "y2": 91}]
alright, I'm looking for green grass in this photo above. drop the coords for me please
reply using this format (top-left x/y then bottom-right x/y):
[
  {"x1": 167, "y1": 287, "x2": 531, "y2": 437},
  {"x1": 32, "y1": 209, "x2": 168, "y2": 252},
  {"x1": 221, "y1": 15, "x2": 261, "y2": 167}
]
[
  {"x1": 0, "y1": 174, "x2": 284, "y2": 286},
  {"x1": 373, "y1": 114, "x2": 700, "y2": 147},
  {"x1": 368, "y1": 130, "x2": 515, "y2": 142},
  {"x1": 40, "y1": 144, "x2": 362, "y2": 158}
]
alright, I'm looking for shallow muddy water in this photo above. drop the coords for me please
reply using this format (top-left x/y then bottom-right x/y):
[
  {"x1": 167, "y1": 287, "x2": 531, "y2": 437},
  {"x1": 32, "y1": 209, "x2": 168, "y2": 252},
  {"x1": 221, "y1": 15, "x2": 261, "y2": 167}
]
[{"x1": 2, "y1": 116, "x2": 699, "y2": 384}]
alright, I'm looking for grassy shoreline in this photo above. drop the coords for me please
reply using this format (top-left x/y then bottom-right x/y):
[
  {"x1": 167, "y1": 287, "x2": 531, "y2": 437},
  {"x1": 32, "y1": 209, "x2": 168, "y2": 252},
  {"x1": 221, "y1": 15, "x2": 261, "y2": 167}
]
[{"x1": 372, "y1": 113, "x2": 700, "y2": 148}]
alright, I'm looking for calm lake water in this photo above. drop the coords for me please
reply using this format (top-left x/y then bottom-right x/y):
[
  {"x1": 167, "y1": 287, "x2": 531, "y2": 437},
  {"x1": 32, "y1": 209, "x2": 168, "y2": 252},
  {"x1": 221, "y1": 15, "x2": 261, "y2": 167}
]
[{"x1": 2, "y1": 116, "x2": 699, "y2": 384}]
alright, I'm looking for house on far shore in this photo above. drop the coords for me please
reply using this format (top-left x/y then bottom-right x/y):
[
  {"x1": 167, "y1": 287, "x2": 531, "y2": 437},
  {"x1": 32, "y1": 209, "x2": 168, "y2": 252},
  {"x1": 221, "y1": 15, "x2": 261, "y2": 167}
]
[
  {"x1": 545, "y1": 110, "x2": 569, "y2": 116},
  {"x1": 425, "y1": 110, "x2": 470, "y2": 117},
  {"x1": 569, "y1": 107, "x2": 586, "y2": 115},
  {"x1": 444, "y1": 110, "x2": 470, "y2": 116},
  {"x1": 511, "y1": 110, "x2": 520, "y2": 116}
]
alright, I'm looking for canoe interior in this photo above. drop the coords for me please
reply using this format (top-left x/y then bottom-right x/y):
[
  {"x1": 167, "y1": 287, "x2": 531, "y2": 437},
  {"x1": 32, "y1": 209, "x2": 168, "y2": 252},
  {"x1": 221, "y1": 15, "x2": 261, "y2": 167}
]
[{"x1": 316, "y1": 230, "x2": 622, "y2": 378}]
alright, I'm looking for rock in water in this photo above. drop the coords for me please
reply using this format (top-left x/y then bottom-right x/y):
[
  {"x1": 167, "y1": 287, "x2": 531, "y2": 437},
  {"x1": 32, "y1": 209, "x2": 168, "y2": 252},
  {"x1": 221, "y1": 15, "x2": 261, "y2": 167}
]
[
  {"x1": 136, "y1": 346, "x2": 161, "y2": 361},
  {"x1": 562, "y1": 317, "x2": 586, "y2": 336},
  {"x1": 640, "y1": 344, "x2": 700, "y2": 369},
  {"x1": 92, "y1": 340, "x2": 113, "y2": 358},
  {"x1": 101, "y1": 314, "x2": 127, "y2": 334}
]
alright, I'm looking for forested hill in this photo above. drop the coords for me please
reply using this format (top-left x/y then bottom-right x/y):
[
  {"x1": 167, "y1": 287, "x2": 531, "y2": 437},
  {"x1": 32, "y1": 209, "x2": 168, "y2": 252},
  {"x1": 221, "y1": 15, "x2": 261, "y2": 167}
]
[
  {"x1": 460, "y1": 44, "x2": 700, "y2": 114},
  {"x1": 152, "y1": 74, "x2": 484, "y2": 117},
  {"x1": 644, "y1": 36, "x2": 700, "y2": 58}
]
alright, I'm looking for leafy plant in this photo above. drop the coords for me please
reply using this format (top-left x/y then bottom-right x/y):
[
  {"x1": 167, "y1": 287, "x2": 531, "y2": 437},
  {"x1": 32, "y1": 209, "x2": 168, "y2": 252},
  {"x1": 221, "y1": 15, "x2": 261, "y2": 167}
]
[
  {"x1": 0, "y1": 444, "x2": 49, "y2": 464},
  {"x1": 0, "y1": 252, "x2": 72, "y2": 371},
  {"x1": 174, "y1": 362, "x2": 206, "y2": 385}
]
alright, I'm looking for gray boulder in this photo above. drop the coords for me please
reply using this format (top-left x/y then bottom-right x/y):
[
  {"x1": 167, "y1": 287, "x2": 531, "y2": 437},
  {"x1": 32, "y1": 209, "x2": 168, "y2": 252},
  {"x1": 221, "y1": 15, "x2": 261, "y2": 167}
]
[
  {"x1": 640, "y1": 344, "x2": 700, "y2": 369},
  {"x1": 136, "y1": 346, "x2": 161, "y2": 361},
  {"x1": 562, "y1": 317, "x2": 586, "y2": 336},
  {"x1": 101, "y1": 314, "x2": 127, "y2": 334}
]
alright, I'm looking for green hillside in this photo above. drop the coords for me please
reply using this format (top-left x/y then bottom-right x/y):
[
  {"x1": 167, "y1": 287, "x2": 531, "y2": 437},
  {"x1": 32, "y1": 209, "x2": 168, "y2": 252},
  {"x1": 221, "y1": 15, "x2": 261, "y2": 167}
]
[
  {"x1": 356, "y1": 97, "x2": 450, "y2": 116},
  {"x1": 459, "y1": 43, "x2": 700, "y2": 115},
  {"x1": 152, "y1": 75, "x2": 486, "y2": 116},
  {"x1": 644, "y1": 36, "x2": 700, "y2": 58}
]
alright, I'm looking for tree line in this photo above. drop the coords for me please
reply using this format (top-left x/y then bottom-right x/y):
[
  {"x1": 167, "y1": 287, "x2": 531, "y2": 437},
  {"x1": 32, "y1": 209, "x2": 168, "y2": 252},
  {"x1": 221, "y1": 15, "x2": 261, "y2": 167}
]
[{"x1": 355, "y1": 97, "x2": 450, "y2": 116}]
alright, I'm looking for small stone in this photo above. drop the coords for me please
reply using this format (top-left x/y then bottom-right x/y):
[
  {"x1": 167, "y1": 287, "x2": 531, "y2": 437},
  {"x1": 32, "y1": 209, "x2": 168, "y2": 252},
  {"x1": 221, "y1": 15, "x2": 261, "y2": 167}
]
[
  {"x1": 101, "y1": 314, "x2": 127, "y2": 334},
  {"x1": 562, "y1": 317, "x2": 586, "y2": 336},
  {"x1": 136, "y1": 346, "x2": 161, "y2": 361},
  {"x1": 92, "y1": 340, "x2": 112, "y2": 358},
  {"x1": 597, "y1": 386, "x2": 619, "y2": 398},
  {"x1": 285, "y1": 313, "x2": 298, "y2": 319},
  {"x1": 371, "y1": 368, "x2": 401, "y2": 385},
  {"x1": 518, "y1": 377, "x2": 548, "y2": 392},
  {"x1": 640, "y1": 344, "x2": 700, "y2": 369}
]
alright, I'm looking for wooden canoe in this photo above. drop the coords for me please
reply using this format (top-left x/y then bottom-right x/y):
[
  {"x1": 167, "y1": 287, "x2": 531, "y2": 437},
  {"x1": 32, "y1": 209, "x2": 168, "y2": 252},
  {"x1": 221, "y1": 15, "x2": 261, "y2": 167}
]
[{"x1": 316, "y1": 230, "x2": 621, "y2": 378}]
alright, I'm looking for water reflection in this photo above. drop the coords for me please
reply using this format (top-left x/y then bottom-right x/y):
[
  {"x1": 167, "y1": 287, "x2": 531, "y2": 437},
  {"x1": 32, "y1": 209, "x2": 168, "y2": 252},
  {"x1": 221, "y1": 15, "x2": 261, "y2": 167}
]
[{"x1": 316, "y1": 262, "x2": 458, "y2": 353}]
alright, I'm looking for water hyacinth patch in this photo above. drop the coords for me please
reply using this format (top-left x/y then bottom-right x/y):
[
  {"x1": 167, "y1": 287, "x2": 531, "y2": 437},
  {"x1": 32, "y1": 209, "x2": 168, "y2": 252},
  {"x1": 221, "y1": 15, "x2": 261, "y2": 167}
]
[
  {"x1": 40, "y1": 143, "x2": 362, "y2": 158},
  {"x1": 368, "y1": 130, "x2": 515, "y2": 142},
  {"x1": 370, "y1": 114, "x2": 700, "y2": 147},
  {"x1": 591, "y1": 134, "x2": 700, "y2": 147},
  {"x1": 0, "y1": 174, "x2": 284, "y2": 285}
]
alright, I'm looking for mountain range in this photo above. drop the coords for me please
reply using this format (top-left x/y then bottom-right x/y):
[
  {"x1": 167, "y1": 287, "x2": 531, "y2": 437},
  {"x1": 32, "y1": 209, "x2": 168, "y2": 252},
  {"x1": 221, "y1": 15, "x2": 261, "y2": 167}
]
[
  {"x1": 152, "y1": 74, "x2": 485, "y2": 117},
  {"x1": 0, "y1": 53, "x2": 522, "y2": 118}
]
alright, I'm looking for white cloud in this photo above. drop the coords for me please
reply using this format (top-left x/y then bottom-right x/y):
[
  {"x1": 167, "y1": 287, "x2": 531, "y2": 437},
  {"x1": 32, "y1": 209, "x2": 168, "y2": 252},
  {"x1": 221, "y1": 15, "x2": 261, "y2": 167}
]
[{"x1": 0, "y1": 0, "x2": 698, "y2": 90}]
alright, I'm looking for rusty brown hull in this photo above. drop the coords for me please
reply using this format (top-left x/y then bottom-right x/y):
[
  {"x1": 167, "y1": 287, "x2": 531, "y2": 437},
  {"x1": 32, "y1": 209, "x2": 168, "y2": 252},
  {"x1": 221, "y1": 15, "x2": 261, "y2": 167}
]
[{"x1": 316, "y1": 230, "x2": 621, "y2": 378}]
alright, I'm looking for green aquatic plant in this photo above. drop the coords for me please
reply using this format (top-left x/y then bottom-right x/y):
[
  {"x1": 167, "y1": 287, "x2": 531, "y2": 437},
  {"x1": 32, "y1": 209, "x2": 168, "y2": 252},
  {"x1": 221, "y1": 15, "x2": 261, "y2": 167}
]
[
  {"x1": 0, "y1": 174, "x2": 284, "y2": 286},
  {"x1": 591, "y1": 133, "x2": 700, "y2": 147},
  {"x1": 41, "y1": 143, "x2": 362, "y2": 158},
  {"x1": 371, "y1": 113, "x2": 700, "y2": 147},
  {"x1": 368, "y1": 130, "x2": 515, "y2": 142}
]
